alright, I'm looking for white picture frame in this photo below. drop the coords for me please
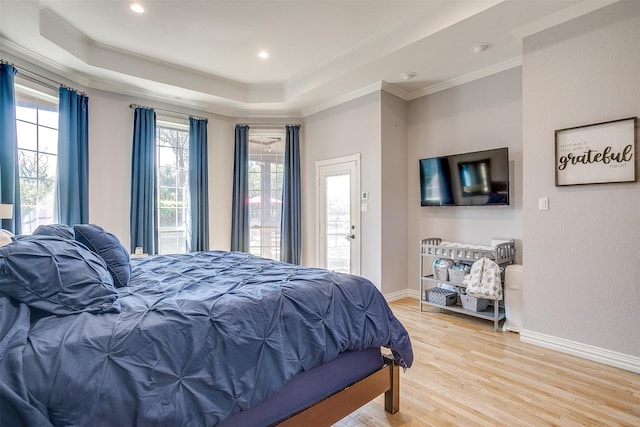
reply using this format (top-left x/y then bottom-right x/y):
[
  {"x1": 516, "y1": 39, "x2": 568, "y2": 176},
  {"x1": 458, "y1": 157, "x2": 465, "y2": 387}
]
[{"x1": 555, "y1": 117, "x2": 637, "y2": 186}]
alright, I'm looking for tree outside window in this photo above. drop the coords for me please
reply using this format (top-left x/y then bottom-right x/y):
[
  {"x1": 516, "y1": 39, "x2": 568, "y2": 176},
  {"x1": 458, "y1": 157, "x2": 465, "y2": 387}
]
[
  {"x1": 157, "y1": 124, "x2": 189, "y2": 254},
  {"x1": 15, "y1": 89, "x2": 58, "y2": 233}
]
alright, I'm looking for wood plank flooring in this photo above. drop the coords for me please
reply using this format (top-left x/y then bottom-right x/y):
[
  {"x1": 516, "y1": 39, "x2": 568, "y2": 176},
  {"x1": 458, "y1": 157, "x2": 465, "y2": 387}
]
[{"x1": 335, "y1": 298, "x2": 640, "y2": 426}]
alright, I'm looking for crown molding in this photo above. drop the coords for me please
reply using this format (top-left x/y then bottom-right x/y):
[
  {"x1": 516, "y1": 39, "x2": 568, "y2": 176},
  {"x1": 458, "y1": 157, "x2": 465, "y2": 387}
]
[
  {"x1": 510, "y1": 0, "x2": 619, "y2": 40},
  {"x1": 406, "y1": 56, "x2": 522, "y2": 100},
  {"x1": 301, "y1": 81, "x2": 383, "y2": 117},
  {"x1": 4, "y1": 38, "x2": 521, "y2": 119},
  {"x1": 87, "y1": 77, "x2": 223, "y2": 114},
  {"x1": 229, "y1": 111, "x2": 303, "y2": 120},
  {"x1": 380, "y1": 82, "x2": 412, "y2": 101},
  {"x1": 37, "y1": 8, "x2": 289, "y2": 105},
  {"x1": 1, "y1": 37, "x2": 91, "y2": 87},
  {"x1": 304, "y1": 56, "x2": 523, "y2": 116}
]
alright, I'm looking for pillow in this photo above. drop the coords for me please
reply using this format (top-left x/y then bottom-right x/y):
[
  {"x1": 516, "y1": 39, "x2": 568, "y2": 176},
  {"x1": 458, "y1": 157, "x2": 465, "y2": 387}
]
[
  {"x1": 32, "y1": 224, "x2": 75, "y2": 240},
  {"x1": 0, "y1": 229, "x2": 13, "y2": 247},
  {"x1": 74, "y1": 224, "x2": 131, "y2": 288},
  {"x1": 0, "y1": 236, "x2": 120, "y2": 315}
]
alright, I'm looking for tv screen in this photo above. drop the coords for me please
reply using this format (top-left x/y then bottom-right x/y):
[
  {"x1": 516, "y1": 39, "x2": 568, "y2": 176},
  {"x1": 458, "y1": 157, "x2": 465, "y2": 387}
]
[{"x1": 419, "y1": 147, "x2": 509, "y2": 206}]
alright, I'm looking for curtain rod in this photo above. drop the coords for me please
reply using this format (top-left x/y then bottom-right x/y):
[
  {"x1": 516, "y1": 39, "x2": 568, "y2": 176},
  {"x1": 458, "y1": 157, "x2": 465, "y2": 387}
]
[
  {"x1": 129, "y1": 103, "x2": 207, "y2": 121},
  {"x1": 1, "y1": 59, "x2": 84, "y2": 95},
  {"x1": 235, "y1": 123, "x2": 301, "y2": 128}
]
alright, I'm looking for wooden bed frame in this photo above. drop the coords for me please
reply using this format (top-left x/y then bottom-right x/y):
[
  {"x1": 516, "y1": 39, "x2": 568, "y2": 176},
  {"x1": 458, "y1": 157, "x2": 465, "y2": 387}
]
[{"x1": 277, "y1": 355, "x2": 400, "y2": 426}]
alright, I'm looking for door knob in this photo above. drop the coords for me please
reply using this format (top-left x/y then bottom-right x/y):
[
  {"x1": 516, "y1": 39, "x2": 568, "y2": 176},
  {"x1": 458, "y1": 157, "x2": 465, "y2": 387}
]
[{"x1": 345, "y1": 234, "x2": 355, "y2": 240}]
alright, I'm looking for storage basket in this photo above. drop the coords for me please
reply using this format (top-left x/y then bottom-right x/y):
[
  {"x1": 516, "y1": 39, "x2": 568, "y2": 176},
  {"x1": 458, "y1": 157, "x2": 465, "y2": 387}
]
[
  {"x1": 432, "y1": 258, "x2": 452, "y2": 281},
  {"x1": 425, "y1": 287, "x2": 457, "y2": 306},
  {"x1": 434, "y1": 266, "x2": 449, "y2": 281},
  {"x1": 448, "y1": 268, "x2": 466, "y2": 284},
  {"x1": 461, "y1": 294, "x2": 489, "y2": 312}
]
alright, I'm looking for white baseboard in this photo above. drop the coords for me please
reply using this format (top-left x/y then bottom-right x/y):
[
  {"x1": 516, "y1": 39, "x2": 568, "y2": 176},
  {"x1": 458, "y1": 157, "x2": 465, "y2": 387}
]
[
  {"x1": 386, "y1": 290, "x2": 640, "y2": 374},
  {"x1": 520, "y1": 329, "x2": 640, "y2": 374},
  {"x1": 407, "y1": 289, "x2": 420, "y2": 300},
  {"x1": 383, "y1": 289, "x2": 410, "y2": 302},
  {"x1": 383, "y1": 289, "x2": 420, "y2": 302}
]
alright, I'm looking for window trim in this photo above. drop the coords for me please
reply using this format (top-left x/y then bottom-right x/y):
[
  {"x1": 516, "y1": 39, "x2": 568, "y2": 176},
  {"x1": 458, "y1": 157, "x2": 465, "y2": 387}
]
[
  {"x1": 248, "y1": 131, "x2": 285, "y2": 261},
  {"x1": 157, "y1": 118, "x2": 189, "y2": 131},
  {"x1": 14, "y1": 82, "x2": 60, "y2": 234},
  {"x1": 15, "y1": 81, "x2": 58, "y2": 104},
  {"x1": 155, "y1": 121, "x2": 190, "y2": 255}
]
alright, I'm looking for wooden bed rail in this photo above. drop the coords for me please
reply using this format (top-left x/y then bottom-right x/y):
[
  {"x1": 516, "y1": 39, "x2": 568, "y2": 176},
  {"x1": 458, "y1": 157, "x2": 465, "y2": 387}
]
[{"x1": 276, "y1": 354, "x2": 400, "y2": 426}]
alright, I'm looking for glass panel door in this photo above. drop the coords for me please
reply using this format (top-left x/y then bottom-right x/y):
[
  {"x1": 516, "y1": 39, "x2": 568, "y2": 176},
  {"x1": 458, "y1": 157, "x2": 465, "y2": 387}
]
[
  {"x1": 317, "y1": 154, "x2": 360, "y2": 275},
  {"x1": 325, "y1": 172, "x2": 351, "y2": 273}
]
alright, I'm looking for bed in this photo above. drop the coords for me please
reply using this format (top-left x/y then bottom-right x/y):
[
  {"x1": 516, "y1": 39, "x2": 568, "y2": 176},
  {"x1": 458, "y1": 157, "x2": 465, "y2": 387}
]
[{"x1": 0, "y1": 225, "x2": 413, "y2": 426}]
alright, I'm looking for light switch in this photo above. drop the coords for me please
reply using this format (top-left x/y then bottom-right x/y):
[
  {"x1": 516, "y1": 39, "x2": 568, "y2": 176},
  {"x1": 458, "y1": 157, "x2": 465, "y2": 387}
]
[
  {"x1": 538, "y1": 197, "x2": 549, "y2": 211},
  {"x1": 361, "y1": 203, "x2": 368, "y2": 212}
]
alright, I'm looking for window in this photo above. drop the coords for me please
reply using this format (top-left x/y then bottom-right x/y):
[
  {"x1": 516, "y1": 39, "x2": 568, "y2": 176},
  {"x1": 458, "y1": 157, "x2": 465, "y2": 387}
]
[
  {"x1": 248, "y1": 133, "x2": 284, "y2": 260},
  {"x1": 15, "y1": 85, "x2": 59, "y2": 234},
  {"x1": 156, "y1": 122, "x2": 189, "y2": 254}
]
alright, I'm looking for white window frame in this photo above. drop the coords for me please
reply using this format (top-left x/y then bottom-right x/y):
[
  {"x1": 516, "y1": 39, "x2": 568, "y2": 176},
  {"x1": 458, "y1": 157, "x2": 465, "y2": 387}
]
[
  {"x1": 248, "y1": 130, "x2": 286, "y2": 261},
  {"x1": 156, "y1": 119, "x2": 190, "y2": 254},
  {"x1": 14, "y1": 81, "x2": 59, "y2": 234}
]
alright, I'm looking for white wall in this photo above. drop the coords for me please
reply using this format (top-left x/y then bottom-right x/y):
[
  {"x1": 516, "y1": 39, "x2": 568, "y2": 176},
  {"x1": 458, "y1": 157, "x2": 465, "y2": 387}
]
[
  {"x1": 407, "y1": 67, "x2": 524, "y2": 293},
  {"x1": 2, "y1": 51, "x2": 238, "y2": 252},
  {"x1": 87, "y1": 89, "x2": 236, "y2": 251},
  {"x1": 87, "y1": 90, "x2": 133, "y2": 247},
  {"x1": 522, "y1": 0, "x2": 640, "y2": 358},
  {"x1": 205, "y1": 115, "x2": 235, "y2": 251}
]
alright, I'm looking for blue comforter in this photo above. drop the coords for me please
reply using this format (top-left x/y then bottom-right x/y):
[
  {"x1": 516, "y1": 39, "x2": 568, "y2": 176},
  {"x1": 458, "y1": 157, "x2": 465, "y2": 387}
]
[{"x1": 1, "y1": 251, "x2": 412, "y2": 426}]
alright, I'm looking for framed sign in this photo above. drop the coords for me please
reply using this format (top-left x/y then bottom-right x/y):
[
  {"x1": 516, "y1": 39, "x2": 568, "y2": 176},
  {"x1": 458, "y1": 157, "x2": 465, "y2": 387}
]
[{"x1": 555, "y1": 117, "x2": 637, "y2": 186}]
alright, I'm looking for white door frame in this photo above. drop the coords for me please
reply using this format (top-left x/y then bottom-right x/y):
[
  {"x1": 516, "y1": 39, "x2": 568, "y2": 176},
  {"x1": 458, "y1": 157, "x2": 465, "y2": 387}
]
[{"x1": 315, "y1": 153, "x2": 361, "y2": 274}]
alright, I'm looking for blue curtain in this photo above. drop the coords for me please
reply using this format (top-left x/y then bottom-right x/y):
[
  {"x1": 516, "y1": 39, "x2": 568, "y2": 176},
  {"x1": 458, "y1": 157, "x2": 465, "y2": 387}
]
[
  {"x1": 130, "y1": 107, "x2": 158, "y2": 254},
  {"x1": 187, "y1": 117, "x2": 209, "y2": 252},
  {"x1": 230, "y1": 125, "x2": 249, "y2": 252},
  {"x1": 56, "y1": 87, "x2": 89, "y2": 225},
  {"x1": 0, "y1": 63, "x2": 21, "y2": 234},
  {"x1": 280, "y1": 125, "x2": 301, "y2": 265}
]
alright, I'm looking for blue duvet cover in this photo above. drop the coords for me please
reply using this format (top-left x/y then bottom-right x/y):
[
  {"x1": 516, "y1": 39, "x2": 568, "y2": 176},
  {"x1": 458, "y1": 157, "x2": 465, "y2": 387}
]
[{"x1": 1, "y1": 250, "x2": 412, "y2": 426}]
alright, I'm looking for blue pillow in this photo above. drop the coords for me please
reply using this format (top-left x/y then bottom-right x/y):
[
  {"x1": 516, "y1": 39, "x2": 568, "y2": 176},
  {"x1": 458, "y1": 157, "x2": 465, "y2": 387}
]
[
  {"x1": 74, "y1": 224, "x2": 131, "y2": 288},
  {"x1": 32, "y1": 224, "x2": 75, "y2": 240},
  {"x1": 0, "y1": 236, "x2": 120, "y2": 315}
]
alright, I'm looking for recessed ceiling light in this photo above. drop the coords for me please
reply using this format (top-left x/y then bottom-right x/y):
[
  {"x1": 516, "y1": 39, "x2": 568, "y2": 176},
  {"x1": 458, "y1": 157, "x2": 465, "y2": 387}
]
[
  {"x1": 401, "y1": 71, "x2": 416, "y2": 81},
  {"x1": 258, "y1": 51, "x2": 270, "y2": 59},
  {"x1": 471, "y1": 43, "x2": 492, "y2": 53},
  {"x1": 129, "y1": 3, "x2": 145, "y2": 14}
]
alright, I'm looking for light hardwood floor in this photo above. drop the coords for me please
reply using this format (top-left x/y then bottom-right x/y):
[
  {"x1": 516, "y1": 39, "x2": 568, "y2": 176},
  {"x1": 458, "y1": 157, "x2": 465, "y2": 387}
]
[{"x1": 335, "y1": 298, "x2": 640, "y2": 426}]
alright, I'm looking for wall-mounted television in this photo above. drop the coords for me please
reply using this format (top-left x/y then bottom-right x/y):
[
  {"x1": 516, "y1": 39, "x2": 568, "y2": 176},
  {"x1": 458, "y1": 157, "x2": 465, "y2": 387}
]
[{"x1": 419, "y1": 147, "x2": 510, "y2": 206}]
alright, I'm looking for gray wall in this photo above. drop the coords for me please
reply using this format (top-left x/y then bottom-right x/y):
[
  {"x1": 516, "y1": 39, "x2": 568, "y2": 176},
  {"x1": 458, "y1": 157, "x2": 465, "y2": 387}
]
[
  {"x1": 522, "y1": 0, "x2": 640, "y2": 357},
  {"x1": 302, "y1": 92, "x2": 383, "y2": 287},
  {"x1": 407, "y1": 67, "x2": 524, "y2": 294},
  {"x1": 381, "y1": 91, "x2": 409, "y2": 296},
  {"x1": 8, "y1": 0, "x2": 639, "y2": 366},
  {"x1": 301, "y1": 91, "x2": 411, "y2": 295}
]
